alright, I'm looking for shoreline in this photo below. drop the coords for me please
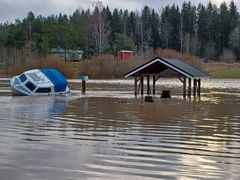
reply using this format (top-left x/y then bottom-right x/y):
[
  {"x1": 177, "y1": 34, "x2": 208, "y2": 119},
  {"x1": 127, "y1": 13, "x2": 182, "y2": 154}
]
[{"x1": 1, "y1": 62, "x2": 240, "y2": 79}]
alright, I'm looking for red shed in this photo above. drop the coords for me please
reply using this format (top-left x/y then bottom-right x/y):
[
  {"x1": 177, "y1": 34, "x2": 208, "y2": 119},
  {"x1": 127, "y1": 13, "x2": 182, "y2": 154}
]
[{"x1": 118, "y1": 50, "x2": 133, "y2": 61}]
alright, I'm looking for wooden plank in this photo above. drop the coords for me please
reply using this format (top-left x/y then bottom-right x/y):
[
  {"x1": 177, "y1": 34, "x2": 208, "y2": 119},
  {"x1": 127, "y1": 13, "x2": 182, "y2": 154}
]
[
  {"x1": 147, "y1": 75, "x2": 150, "y2": 95},
  {"x1": 137, "y1": 80, "x2": 141, "y2": 94},
  {"x1": 183, "y1": 76, "x2": 186, "y2": 98},
  {"x1": 178, "y1": 76, "x2": 184, "y2": 83},
  {"x1": 188, "y1": 78, "x2": 191, "y2": 97},
  {"x1": 141, "y1": 77, "x2": 144, "y2": 95},
  {"x1": 197, "y1": 79, "x2": 201, "y2": 97},
  {"x1": 153, "y1": 75, "x2": 156, "y2": 95},
  {"x1": 82, "y1": 80, "x2": 86, "y2": 94},
  {"x1": 134, "y1": 76, "x2": 138, "y2": 96},
  {"x1": 193, "y1": 79, "x2": 197, "y2": 97},
  {"x1": 155, "y1": 75, "x2": 161, "y2": 82}
]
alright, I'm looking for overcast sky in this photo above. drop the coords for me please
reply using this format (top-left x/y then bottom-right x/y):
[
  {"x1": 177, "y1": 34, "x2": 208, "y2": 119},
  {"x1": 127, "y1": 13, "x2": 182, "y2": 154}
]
[{"x1": 0, "y1": 0, "x2": 237, "y2": 23}]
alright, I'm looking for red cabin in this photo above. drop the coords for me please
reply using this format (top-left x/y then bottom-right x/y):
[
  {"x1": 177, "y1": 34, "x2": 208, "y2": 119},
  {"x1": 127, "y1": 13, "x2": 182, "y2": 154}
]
[{"x1": 118, "y1": 50, "x2": 133, "y2": 61}]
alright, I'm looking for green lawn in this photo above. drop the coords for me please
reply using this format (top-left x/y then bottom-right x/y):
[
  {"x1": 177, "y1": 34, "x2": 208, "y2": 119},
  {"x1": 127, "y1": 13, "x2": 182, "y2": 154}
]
[{"x1": 209, "y1": 68, "x2": 240, "y2": 78}]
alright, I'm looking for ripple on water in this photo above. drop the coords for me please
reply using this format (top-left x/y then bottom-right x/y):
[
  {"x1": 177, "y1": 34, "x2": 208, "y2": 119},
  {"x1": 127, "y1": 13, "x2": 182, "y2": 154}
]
[{"x1": 0, "y1": 79, "x2": 240, "y2": 179}]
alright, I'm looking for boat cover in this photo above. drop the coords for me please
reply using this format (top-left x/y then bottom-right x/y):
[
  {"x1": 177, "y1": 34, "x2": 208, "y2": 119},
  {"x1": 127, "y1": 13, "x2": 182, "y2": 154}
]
[{"x1": 40, "y1": 69, "x2": 67, "y2": 92}]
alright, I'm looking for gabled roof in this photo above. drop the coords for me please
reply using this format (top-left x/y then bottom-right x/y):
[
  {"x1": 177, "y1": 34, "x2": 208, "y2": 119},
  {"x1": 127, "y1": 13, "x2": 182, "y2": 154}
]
[{"x1": 124, "y1": 57, "x2": 208, "y2": 79}]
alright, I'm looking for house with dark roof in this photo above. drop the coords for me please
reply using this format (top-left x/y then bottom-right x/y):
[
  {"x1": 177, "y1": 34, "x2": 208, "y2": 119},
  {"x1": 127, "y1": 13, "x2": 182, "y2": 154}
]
[
  {"x1": 50, "y1": 48, "x2": 83, "y2": 61},
  {"x1": 124, "y1": 57, "x2": 208, "y2": 98}
]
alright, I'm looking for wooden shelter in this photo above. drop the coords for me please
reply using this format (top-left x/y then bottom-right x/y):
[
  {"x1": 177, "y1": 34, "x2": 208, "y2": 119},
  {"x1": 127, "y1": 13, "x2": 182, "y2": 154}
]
[{"x1": 124, "y1": 57, "x2": 208, "y2": 98}]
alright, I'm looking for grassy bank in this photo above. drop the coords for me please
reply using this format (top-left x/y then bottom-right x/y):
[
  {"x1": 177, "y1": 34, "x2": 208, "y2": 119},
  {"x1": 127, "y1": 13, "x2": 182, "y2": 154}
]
[
  {"x1": 208, "y1": 67, "x2": 240, "y2": 78},
  {"x1": 1, "y1": 50, "x2": 240, "y2": 79},
  {"x1": 203, "y1": 62, "x2": 240, "y2": 78}
]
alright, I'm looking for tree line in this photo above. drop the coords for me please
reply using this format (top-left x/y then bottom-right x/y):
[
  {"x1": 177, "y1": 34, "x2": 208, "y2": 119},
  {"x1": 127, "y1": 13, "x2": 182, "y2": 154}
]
[{"x1": 0, "y1": 1, "x2": 240, "y2": 62}]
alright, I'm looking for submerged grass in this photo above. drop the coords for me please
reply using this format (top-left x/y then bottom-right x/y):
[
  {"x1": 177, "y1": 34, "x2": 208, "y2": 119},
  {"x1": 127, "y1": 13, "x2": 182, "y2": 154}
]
[{"x1": 209, "y1": 68, "x2": 240, "y2": 78}]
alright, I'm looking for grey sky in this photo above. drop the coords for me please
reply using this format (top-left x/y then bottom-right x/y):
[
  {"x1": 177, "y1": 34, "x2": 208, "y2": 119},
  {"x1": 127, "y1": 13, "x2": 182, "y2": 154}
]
[{"x1": 0, "y1": 0, "x2": 236, "y2": 23}]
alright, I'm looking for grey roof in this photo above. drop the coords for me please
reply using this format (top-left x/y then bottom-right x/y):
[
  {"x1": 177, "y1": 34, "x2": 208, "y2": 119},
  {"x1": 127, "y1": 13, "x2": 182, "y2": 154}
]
[
  {"x1": 50, "y1": 48, "x2": 83, "y2": 54},
  {"x1": 124, "y1": 57, "x2": 208, "y2": 79}
]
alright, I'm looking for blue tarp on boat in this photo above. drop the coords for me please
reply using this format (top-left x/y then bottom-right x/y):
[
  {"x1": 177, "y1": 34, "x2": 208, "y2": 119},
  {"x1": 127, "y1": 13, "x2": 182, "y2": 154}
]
[{"x1": 40, "y1": 69, "x2": 67, "y2": 92}]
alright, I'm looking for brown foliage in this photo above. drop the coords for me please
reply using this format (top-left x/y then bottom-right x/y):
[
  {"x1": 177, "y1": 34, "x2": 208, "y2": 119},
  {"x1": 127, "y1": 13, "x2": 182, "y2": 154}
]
[
  {"x1": 73, "y1": 50, "x2": 204, "y2": 79},
  {"x1": 73, "y1": 54, "x2": 148, "y2": 79},
  {"x1": 148, "y1": 48, "x2": 202, "y2": 68},
  {"x1": 8, "y1": 56, "x2": 74, "y2": 78}
]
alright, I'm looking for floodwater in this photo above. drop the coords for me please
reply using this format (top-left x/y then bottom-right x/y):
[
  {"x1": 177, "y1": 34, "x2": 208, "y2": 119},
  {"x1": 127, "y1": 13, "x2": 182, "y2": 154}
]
[{"x1": 0, "y1": 78, "x2": 240, "y2": 180}]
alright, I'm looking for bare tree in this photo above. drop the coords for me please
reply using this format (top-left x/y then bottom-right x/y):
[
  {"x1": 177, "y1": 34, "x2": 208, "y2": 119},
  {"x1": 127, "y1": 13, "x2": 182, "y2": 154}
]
[
  {"x1": 220, "y1": 48, "x2": 236, "y2": 63},
  {"x1": 161, "y1": 18, "x2": 172, "y2": 49},
  {"x1": 180, "y1": 15, "x2": 183, "y2": 53},
  {"x1": 190, "y1": 34, "x2": 200, "y2": 55},
  {"x1": 183, "y1": 33, "x2": 190, "y2": 53},
  {"x1": 90, "y1": 1, "x2": 110, "y2": 56},
  {"x1": 229, "y1": 26, "x2": 240, "y2": 51}
]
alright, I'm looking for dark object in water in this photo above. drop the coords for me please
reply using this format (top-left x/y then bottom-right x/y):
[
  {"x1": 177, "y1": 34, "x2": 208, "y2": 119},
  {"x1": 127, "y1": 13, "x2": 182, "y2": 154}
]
[
  {"x1": 117, "y1": 100, "x2": 127, "y2": 104},
  {"x1": 161, "y1": 90, "x2": 171, "y2": 98},
  {"x1": 145, "y1": 96, "x2": 154, "y2": 102}
]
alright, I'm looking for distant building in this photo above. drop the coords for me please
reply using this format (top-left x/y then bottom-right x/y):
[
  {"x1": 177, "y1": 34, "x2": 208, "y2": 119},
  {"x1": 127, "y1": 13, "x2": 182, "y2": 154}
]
[
  {"x1": 50, "y1": 48, "x2": 83, "y2": 61},
  {"x1": 118, "y1": 50, "x2": 133, "y2": 61}
]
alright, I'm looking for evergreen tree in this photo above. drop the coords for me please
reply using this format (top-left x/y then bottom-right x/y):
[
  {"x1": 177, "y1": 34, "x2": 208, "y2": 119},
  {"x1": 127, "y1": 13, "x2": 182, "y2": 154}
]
[
  {"x1": 70, "y1": 9, "x2": 88, "y2": 50},
  {"x1": 1, "y1": 1, "x2": 240, "y2": 61},
  {"x1": 141, "y1": 6, "x2": 152, "y2": 52},
  {"x1": 219, "y1": 2, "x2": 231, "y2": 51},
  {"x1": 113, "y1": 33, "x2": 134, "y2": 53},
  {"x1": 126, "y1": 11, "x2": 137, "y2": 42},
  {"x1": 181, "y1": 2, "x2": 197, "y2": 53},
  {"x1": 150, "y1": 9, "x2": 161, "y2": 53}
]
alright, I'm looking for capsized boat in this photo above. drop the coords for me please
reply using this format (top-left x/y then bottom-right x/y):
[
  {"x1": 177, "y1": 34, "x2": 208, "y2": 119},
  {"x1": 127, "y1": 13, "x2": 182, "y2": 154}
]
[{"x1": 10, "y1": 69, "x2": 70, "y2": 96}]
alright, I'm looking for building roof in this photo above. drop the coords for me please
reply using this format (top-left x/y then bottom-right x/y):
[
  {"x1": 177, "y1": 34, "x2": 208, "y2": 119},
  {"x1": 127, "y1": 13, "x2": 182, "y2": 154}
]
[
  {"x1": 119, "y1": 50, "x2": 133, "y2": 53},
  {"x1": 124, "y1": 57, "x2": 208, "y2": 79},
  {"x1": 50, "y1": 48, "x2": 83, "y2": 54}
]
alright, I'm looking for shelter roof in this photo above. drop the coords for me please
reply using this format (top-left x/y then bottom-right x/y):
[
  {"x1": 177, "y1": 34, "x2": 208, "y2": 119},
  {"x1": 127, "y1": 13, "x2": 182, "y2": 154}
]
[{"x1": 124, "y1": 57, "x2": 208, "y2": 79}]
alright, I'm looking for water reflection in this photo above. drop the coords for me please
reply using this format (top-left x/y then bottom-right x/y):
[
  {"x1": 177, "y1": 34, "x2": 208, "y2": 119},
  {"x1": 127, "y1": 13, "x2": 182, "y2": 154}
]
[
  {"x1": 0, "y1": 78, "x2": 240, "y2": 179},
  {"x1": 8, "y1": 96, "x2": 67, "y2": 118}
]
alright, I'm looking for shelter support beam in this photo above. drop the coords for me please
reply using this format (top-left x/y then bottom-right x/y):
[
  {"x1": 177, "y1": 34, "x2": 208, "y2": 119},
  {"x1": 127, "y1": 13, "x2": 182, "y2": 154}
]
[
  {"x1": 188, "y1": 78, "x2": 191, "y2": 97},
  {"x1": 147, "y1": 76, "x2": 150, "y2": 95},
  {"x1": 178, "y1": 76, "x2": 187, "y2": 98},
  {"x1": 153, "y1": 75, "x2": 156, "y2": 95},
  {"x1": 197, "y1": 79, "x2": 201, "y2": 97},
  {"x1": 193, "y1": 79, "x2": 197, "y2": 97},
  {"x1": 134, "y1": 76, "x2": 138, "y2": 96},
  {"x1": 183, "y1": 77, "x2": 186, "y2": 98},
  {"x1": 140, "y1": 77, "x2": 144, "y2": 95}
]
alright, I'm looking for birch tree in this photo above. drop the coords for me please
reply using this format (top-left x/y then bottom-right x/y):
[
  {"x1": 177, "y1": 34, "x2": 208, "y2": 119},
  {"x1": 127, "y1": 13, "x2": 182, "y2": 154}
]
[{"x1": 90, "y1": 1, "x2": 110, "y2": 56}]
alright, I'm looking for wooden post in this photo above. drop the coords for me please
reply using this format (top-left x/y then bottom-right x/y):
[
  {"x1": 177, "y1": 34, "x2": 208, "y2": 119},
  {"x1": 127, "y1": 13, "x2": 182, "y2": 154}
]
[
  {"x1": 193, "y1": 79, "x2": 197, "y2": 98},
  {"x1": 134, "y1": 76, "x2": 138, "y2": 96},
  {"x1": 183, "y1": 76, "x2": 186, "y2": 98},
  {"x1": 197, "y1": 79, "x2": 201, "y2": 97},
  {"x1": 140, "y1": 77, "x2": 144, "y2": 95},
  {"x1": 82, "y1": 80, "x2": 86, "y2": 94},
  {"x1": 81, "y1": 74, "x2": 88, "y2": 94},
  {"x1": 153, "y1": 75, "x2": 156, "y2": 95},
  {"x1": 188, "y1": 78, "x2": 191, "y2": 97},
  {"x1": 147, "y1": 75, "x2": 150, "y2": 95}
]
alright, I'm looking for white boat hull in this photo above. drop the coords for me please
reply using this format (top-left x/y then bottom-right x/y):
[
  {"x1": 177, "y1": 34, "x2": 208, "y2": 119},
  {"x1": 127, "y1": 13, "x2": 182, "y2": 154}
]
[
  {"x1": 11, "y1": 87, "x2": 26, "y2": 96},
  {"x1": 10, "y1": 69, "x2": 70, "y2": 96}
]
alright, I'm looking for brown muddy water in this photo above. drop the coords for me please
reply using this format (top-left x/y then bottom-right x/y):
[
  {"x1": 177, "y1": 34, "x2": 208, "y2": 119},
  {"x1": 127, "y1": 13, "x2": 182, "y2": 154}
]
[{"x1": 0, "y1": 78, "x2": 240, "y2": 180}]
